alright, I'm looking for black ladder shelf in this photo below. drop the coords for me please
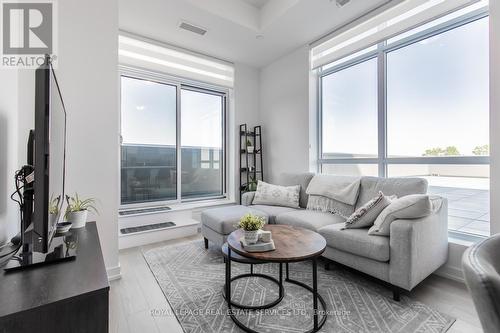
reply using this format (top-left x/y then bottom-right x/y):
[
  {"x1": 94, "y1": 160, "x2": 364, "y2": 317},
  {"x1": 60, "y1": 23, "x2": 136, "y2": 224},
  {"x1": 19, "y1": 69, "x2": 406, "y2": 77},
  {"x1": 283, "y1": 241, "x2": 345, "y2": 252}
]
[{"x1": 239, "y1": 124, "x2": 263, "y2": 203}]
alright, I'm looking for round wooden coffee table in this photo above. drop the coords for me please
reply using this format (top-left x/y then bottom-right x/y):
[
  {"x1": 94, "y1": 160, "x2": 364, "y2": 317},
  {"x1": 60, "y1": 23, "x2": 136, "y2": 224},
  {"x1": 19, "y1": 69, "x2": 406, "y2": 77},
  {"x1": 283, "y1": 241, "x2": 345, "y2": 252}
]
[{"x1": 225, "y1": 225, "x2": 327, "y2": 333}]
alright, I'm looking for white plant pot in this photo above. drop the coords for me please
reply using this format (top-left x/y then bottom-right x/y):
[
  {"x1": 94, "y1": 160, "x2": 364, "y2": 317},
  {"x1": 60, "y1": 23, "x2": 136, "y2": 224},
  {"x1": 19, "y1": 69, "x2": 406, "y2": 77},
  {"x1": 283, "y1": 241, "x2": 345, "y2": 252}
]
[
  {"x1": 244, "y1": 230, "x2": 259, "y2": 244},
  {"x1": 67, "y1": 210, "x2": 88, "y2": 229},
  {"x1": 247, "y1": 146, "x2": 255, "y2": 154}
]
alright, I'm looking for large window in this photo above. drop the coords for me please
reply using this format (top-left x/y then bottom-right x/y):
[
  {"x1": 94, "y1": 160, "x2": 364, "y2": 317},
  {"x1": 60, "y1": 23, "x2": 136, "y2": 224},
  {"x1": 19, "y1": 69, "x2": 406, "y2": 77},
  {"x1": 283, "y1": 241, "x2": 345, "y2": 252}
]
[
  {"x1": 180, "y1": 88, "x2": 224, "y2": 199},
  {"x1": 120, "y1": 74, "x2": 226, "y2": 205},
  {"x1": 321, "y1": 57, "x2": 378, "y2": 159},
  {"x1": 319, "y1": 10, "x2": 489, "y2": 237}
]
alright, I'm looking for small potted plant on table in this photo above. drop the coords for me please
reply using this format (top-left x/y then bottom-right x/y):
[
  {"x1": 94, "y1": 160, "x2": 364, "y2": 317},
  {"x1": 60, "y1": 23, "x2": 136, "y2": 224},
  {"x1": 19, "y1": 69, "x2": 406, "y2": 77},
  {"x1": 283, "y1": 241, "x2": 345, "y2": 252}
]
[
  {"x1": 239, "y1": 213, "x2": 265, "y2": 244},
  {"x1": 65, "y1": 193, "x2": 98, "y2": 229}
]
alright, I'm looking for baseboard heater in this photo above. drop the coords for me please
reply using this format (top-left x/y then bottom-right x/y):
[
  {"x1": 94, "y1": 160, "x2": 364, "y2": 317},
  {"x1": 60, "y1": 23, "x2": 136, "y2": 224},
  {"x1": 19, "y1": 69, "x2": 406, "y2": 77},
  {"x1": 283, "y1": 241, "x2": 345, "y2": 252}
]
[
  {"x1": 120, "y1": 222, "x2": 176, "y2": 235},
  {"x1": 119, "y1": 206, "x2": 172, "y2": 216}
]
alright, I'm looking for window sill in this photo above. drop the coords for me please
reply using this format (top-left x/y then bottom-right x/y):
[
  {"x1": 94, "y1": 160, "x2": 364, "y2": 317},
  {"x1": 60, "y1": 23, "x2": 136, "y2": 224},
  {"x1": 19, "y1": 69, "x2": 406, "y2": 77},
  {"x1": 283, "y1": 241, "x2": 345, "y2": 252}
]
[
  {"x1": 119, "y1": 198, "x2": 236, "y2": 218},
  {"x1": 448, "y1": 232, "x2": 486, "y2": 247},
  {"x1": 167, "y1": 198, "x2": 236, "y2": 212}
]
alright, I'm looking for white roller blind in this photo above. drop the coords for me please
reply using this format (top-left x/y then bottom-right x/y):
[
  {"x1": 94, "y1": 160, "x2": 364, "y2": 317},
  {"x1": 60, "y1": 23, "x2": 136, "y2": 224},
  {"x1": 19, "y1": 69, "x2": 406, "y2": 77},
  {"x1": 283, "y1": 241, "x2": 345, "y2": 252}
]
[
  {"x1": 311, "y1": 0, "x2": 479, "y2": 69},
  {"x1": 119, "y1": 35, "x2": 234, "y2": 88}
]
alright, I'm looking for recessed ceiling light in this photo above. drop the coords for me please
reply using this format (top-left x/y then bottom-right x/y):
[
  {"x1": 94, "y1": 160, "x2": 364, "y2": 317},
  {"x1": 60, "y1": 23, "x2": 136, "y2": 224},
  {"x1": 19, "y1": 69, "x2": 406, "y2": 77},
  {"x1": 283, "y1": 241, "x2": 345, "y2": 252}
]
[{"x1": 136, "y1": 105, "x2": 145, "y2": 111}]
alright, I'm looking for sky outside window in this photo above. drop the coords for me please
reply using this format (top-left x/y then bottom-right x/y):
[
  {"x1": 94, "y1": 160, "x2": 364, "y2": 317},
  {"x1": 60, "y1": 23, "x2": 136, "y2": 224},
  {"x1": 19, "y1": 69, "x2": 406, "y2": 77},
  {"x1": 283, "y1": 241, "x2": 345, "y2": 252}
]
[
  {"x1": 121, "y1": 77, "x2": 177, "y2": 146},
  {"x1": 321, "y1": 17, "x2": 489, "y2": 158},
  {"x1": 321, "y1": 57, "x2": 378, "y2": 158},
  {"x1": 387, "y1": 17, "x2": 489, "y2": 157}
]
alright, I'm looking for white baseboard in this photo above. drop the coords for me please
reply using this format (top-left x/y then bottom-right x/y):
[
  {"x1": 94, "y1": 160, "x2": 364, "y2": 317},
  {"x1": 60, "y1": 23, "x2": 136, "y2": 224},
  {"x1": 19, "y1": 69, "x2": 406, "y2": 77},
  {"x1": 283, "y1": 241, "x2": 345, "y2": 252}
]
[
  {"x1": 434, "y1": 265, "x2": 465, "y2": 284},
  {"x1": 107, "y1": 264, "x2": 122, "y2": 281}
]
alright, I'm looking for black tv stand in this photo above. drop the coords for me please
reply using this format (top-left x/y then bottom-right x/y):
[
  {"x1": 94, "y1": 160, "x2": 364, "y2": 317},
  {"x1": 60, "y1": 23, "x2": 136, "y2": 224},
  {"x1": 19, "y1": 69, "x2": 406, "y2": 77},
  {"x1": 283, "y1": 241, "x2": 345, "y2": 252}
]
[
  {"x1": 0, "y1": 222, "x2": 109, "y2": 333},
  {"x1": 4, "y1": 230, "x2": 77, "y2": 272}
]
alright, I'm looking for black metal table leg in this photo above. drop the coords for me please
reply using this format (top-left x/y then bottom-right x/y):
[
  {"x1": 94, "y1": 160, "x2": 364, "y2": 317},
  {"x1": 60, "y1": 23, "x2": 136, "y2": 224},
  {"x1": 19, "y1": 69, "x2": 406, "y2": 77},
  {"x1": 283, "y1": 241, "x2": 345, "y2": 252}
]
[
  {"x1": 279, "y1": 263, "x2": 283, "y2": 298},
  {"x1": 222, "y1": 251, "x2": 284, "y2": 310},
  {"x1": 226, "y1": 247, "x2": 231, "y2": 307},
  {"x1": 313, "y1": 258, "x2": 318, "y2": 330},
  {"x1": 224, "y1": 246, "x2": 327, "y2": 333}
]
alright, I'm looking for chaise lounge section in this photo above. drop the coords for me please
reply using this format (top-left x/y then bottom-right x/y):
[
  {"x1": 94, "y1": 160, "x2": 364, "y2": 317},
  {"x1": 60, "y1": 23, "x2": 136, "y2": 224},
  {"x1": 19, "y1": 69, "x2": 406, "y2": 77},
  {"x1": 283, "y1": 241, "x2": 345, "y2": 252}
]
[{"x1": 201, "y1": 172, "x2": 448, "y2": 300}]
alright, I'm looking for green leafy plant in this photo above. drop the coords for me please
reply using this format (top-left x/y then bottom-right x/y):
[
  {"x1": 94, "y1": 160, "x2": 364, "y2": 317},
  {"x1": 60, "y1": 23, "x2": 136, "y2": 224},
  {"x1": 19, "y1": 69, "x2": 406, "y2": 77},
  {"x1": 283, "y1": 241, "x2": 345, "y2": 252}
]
[
  {"x1": 247, "y1": 176, "x2": 257, "y2": 191},
  {"x1": 49, "y1": 195, "x2": 61, "y2": 215},
  {"x1": 65, "y1": 193, "x2": 98, "y2": 218},
  {"x1": 246, "y1": 139, "x2": 253, "y2": 147},
  {"x1": 238, "y1": 213, "x2": 265, "y2": 231},
  {"x1": 423, "y1": 146, "x2": 460, "y2": 156},
  {"x1": 472, "y1": 144, "x2": 489, "y2": 156}
]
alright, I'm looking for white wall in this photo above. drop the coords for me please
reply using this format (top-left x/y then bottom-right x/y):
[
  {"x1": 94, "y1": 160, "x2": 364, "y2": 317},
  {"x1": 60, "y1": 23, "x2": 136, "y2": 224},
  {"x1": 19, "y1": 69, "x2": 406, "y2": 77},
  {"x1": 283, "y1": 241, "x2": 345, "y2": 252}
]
[
  {"x1": 232, "y1": 63, "x2": 261, "y2": 199},
  {"x1": 0, "y1": 70, "x2": 19, "y2": 243},
  {"x1": 490, "y1": 0, "x2": 500, "y2": 235},
  {"x1": 234, "y1": 63, "x2": 260, "y2": 128},
  {"x1": 10, "y1": 0, "x2": 120, "y2": 277},
  {"x1": 57, "y1": 0, "x2": 120, "y2": 277},
  {"x1": 259, "y1": 46, "x2": 311, "y2": 182}
]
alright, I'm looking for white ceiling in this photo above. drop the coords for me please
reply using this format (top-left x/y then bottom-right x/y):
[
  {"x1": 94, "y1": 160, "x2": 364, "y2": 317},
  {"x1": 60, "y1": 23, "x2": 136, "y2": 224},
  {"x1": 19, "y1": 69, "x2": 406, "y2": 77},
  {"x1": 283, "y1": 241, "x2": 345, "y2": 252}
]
[
  {"x1": 241, "y1": 0, "x2": 270, "y2": 9},
  {"x1": 119, "y1": 0, "x2": 391, "y2": 68}
]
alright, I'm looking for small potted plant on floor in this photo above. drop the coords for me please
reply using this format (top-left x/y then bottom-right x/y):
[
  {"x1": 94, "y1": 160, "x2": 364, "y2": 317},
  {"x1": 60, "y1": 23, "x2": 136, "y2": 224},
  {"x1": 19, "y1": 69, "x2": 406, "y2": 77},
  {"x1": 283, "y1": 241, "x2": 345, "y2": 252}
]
[
  {"x1": 246, "y1": 139, "x2": 255, "y2": 154},
  {"x1": 239, "y1": 213, "x2": 265, "y2": 244},
  {"x1": 65, "y1": 193, "x2": 98, "y2": 229}
]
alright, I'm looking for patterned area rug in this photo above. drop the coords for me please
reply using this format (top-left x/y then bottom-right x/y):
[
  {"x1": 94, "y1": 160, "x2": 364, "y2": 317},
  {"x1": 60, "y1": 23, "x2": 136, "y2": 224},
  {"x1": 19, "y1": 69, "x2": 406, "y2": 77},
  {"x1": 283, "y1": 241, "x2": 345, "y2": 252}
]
[{"x1": 143, "y1": 241, "x2": 454, "y2": 333}]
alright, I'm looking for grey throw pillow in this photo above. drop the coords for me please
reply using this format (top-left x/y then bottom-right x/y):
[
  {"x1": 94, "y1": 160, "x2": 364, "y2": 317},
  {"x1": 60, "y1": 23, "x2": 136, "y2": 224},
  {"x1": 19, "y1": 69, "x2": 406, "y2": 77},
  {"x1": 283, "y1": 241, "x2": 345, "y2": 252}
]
[
  {"x1": 252, "y1": 181, "x2": 300, "y2": 208},
  {"x1": 368, "y1": 194, "x2": 443, "y2": 236},
  {"x1": 344, "y1": 192, "x2": 394, "y2": 229}
]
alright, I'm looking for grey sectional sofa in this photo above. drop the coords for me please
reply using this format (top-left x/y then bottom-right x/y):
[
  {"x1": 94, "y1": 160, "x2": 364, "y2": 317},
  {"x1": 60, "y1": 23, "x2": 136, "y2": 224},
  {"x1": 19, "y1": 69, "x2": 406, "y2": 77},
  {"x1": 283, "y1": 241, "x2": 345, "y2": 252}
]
[{"x1": 201, "y1": 172, "x2": 448, "y2": 300}]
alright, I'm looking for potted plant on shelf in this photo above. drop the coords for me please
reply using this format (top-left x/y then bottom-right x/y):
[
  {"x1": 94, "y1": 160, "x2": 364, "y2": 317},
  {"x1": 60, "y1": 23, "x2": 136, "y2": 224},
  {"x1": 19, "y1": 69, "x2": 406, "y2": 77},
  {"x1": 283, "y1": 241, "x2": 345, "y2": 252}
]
[
  {"x1": 65, "y1": 193, "x2": 98, "y2": 229},
  {"x1": 239, "y1": 213, "x2": 265, "y2": 244},
  {"x1": 247, "y1": 176, "x2": 258, "y2": 191},
  {"x1": 246, "y1": 139, "x2": 254, "y2": 154}
]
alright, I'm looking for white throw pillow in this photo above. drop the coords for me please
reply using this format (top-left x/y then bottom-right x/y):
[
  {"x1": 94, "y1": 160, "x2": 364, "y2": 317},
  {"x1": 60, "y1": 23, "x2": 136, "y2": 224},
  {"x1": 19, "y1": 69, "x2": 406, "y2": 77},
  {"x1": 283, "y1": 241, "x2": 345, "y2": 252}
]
[
  {"x1": 343, "y1": 192, "x2": 395, "y2": 229},
  {"x1": 252, "y1": 181, "x2": 300, "y2": 208},
  {"x1": 368, "y1": 194, "x2": 443, "y2": 236}
]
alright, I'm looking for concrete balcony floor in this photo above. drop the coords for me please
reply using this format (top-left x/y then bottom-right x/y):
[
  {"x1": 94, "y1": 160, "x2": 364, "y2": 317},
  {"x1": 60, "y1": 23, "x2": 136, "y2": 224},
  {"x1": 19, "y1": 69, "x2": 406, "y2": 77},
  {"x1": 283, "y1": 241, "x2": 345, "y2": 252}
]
[{"x1": 429, "y1": 185, "x2": 489, "y2": 237}]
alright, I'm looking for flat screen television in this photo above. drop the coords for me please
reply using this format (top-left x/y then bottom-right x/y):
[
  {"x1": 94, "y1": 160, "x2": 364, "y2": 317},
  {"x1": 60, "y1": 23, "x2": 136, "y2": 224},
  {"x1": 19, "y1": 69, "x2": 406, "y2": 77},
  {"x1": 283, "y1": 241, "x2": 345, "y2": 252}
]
[
  {"x1": 5, "y1": 56, "x2": 75, "y2": 271},
  {"x1": 32, "y1": 57, "x2": 67, "y2": 252}
]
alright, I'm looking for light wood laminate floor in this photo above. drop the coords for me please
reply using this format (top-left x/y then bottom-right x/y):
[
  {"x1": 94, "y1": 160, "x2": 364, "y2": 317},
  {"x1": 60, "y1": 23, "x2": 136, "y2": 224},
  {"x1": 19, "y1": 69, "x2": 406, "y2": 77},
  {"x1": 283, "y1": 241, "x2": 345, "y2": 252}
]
[{"x1": 109, "y1": 234, "x2": 483, "y2": 333}]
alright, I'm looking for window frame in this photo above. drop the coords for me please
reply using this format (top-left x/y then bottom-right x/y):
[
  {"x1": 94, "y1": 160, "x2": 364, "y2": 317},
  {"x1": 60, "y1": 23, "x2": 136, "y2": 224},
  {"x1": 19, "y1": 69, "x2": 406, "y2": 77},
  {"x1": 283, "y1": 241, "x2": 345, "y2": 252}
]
[
  {"x1": 318, "y1": 8, "x2": 490, "y2": 237},
  {"x1": 119, "y1": 66, "x2": 228, "y2": 208}
]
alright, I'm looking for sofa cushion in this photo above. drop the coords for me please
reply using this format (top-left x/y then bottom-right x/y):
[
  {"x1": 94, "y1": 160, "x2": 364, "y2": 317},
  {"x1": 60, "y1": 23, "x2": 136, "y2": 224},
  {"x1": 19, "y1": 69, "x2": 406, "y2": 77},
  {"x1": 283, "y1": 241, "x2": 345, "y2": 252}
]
[
  {"x1": 318, "y1": 223, "x2": 390, "y2": 262},
  {"x1": 344, "y1": 192, "x2": 394, "y2": 229},
  {"x1": 202, "y1": 206, "x2": 268, "y2": 235},
  {"x1": 277, "y1": 172, "x2": 315, "y2": 208},
  {"x1": 356, "y1": 177, "x2": 428, "y2": 210},
  {"x1": 368, "y1": 194, "x2": 443, "y2": 236},
  {"x1": 253, "y1": 181, "x2": 300, "y2": 208},
  {"x1": 250, "y1": 205, "x2": 301, "y2": 224},
  {"x1": 276, "y1": 210, "x2": 344, "y2": 231}
]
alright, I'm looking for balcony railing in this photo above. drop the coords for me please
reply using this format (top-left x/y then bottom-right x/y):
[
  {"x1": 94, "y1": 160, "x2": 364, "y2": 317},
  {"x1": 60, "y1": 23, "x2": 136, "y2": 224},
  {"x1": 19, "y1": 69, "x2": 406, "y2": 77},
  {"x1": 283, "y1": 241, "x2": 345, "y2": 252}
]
[{"x1": 121, "y1": 144, "x2": 223, "y2": 204}]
